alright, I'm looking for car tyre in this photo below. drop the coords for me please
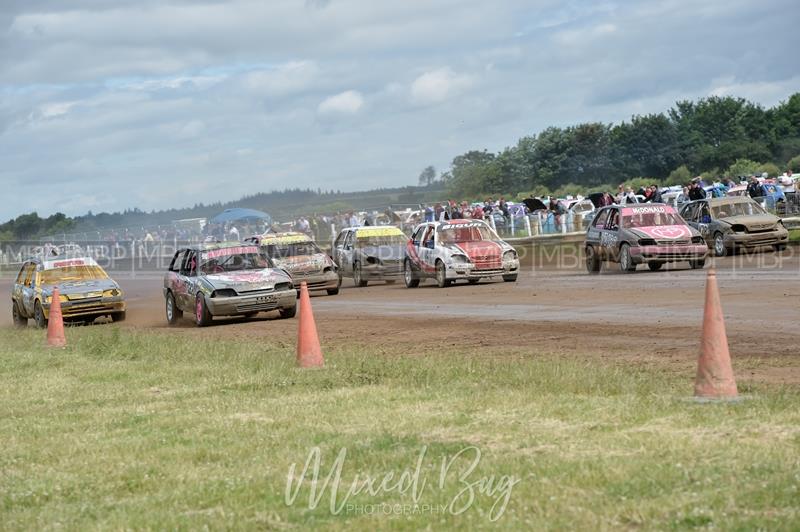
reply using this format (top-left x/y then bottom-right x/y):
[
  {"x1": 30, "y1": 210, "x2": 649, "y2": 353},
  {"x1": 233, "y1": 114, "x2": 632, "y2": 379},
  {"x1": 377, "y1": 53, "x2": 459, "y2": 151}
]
[
  {"x1": 279, "y1": 304, "x2": 297, "y2": 319},
  {"x1": 648, "y1": 262, "x2": 663, "y2": 271},
  {"x1": 774, "y1": 243, "x2": 787, "y2": 252},
  {"x1": 435, "y1": 260, "x2": 451, "y2": 288},
  {"x1": 353, "y1": 262, "x2": 368, "y2": 287},
  {"x1": 166, "y1": 292, "x2": 182, "y2": 326},
  {"x1": 502, "y1": 274, "x2": 517, "y2": 282},
  {"x1": 404, "y1": 259, "x2": 420, "y2": 288},
  {"x1": 689, "y1": 259, "x2": 706, "y2": 269},
  {"x1": 468, "y1": 279, "x2": 480, "y2": 285},
  {"x1": 12, "y1": 301, "x2": 28, "y2": 328},
  {"x1": 713, "y1": 233, "x2": 727, "y2": 257},
  {"x1": 111, "y1": 311, "x2": 126, "y2": 322},
  {"x1": 585, "y1": 245, "x2": 601, "y2": 274},
  {"x1": 619, "y1": 244, "x2": 636, "y2": 272},
  {"x1": 195, "y1": 293, "x2": 212, "y2": 327},
  {"x1": 34, "y1": 300, "x2": 47, "y2": 329}
]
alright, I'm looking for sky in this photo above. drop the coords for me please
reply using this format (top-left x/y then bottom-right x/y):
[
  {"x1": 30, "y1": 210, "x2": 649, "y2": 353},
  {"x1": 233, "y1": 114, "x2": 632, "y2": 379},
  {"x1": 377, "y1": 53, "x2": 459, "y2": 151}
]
[{"x1": 1, "y1": 0, "x2": 798, "y2": 221}]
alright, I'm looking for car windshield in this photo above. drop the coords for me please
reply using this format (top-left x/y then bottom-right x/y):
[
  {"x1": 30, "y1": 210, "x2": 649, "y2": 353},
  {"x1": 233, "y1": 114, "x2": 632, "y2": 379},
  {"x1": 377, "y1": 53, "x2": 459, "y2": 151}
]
[
  {"x1": 263, "y1": 241, "x2": 321, "y2": 258},
  {"x1": 40, "y1": 265, "x2": 108, "y2": 284},
  {"x1": 711, "y1": 201, "x2": 766, "y2": 218},
  {"x1": 355, "y1": 235, "x2": 407, "y2": 247},
  {"x1": 200, "y1": 246, "x2": 268, "y2": 274},
  {"x1": 437, "y1": 223, "x2": 495, "y2": 243},
  {"x1": 623, "y1": 212, "x2": 684, "y2": 228}
]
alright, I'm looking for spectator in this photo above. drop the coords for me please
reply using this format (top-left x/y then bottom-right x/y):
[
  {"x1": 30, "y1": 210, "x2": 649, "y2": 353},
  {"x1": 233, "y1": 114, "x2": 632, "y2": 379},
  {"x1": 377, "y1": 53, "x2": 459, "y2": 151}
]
[
  {"x1": 601, "y1": 191, "x2": 614, "y2": 206},
  {"x1": 747, "y1": 177, "x2": 763, "y2": 198},
  {"x1": 688, "y1": 179, "x2": 707, "y2": 200},
  {"x1": 229, "y1": 225, "x2": 240, "y2": 241},
  {"x1": 651, "y1": 185, "x2": 663, "y2": 203}
]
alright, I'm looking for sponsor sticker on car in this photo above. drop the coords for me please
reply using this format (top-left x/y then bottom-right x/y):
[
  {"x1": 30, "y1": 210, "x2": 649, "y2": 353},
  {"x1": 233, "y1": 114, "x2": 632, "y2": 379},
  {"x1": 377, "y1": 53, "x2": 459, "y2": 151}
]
[{"x1": 202, "y1": 246, "x2": 260, "y2": 260}]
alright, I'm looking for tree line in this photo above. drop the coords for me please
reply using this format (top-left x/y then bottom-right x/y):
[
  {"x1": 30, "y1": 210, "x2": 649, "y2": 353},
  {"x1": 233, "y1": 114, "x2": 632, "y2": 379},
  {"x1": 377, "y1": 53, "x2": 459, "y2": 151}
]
[{"x1": 441, "y1": 93, "x2": 800, "y2": 199}]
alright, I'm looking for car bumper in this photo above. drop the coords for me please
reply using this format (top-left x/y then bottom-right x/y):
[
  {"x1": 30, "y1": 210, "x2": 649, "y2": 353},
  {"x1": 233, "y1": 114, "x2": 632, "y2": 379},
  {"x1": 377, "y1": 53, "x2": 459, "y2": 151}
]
[
  {"x1": 290, "y1": 270, "x2": 340, "y2": 291},
  {"x1": 44, "y1": 298, "x2": 126, "y2": 319},
  {"x1": 630, "y1": 245, "x2": 708, "y2": 263},
  {"x1": 446, "y1": 259, "x2": 520, "y2": 279},
  {"x1": 205, "y1": 289, "x2": 297, "y2": 316},
  {"x1": 724, "y1": 230, "x2": 789, "y2": 248},
  {"x1": 362, "y1": 263, "x2": 404, "y2": 280}
]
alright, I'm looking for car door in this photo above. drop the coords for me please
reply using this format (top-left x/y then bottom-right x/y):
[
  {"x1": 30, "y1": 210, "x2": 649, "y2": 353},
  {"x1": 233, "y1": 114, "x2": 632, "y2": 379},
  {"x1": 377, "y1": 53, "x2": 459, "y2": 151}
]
[
  {"x1": 407, "y1": 225, "x2": 425, "y2": 270},
  {"x1": 601, "y1": 208, "x2": 622, "y2": 260},
  {"x1": 176, "y1": 250, "x2": 197, "y2": 311},
  {"x1": 167, "y1": 249, "x2": 187, "y2": 306},
  {"x1": 20, "y1": 262, "x2": 38, "y2": 317},
  {"x1": 338, "y1": 231, "x2": 356, "y2": 276},
  {"x1": 419, "y1": 225, "x2": 437, "y2": 271}
]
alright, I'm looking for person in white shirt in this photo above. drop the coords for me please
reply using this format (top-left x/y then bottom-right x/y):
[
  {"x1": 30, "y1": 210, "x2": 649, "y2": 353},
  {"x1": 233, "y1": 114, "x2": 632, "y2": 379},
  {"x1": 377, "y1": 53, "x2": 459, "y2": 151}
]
[{"x1": 229, "y1": 225, "x2": 240, "y2": 241}]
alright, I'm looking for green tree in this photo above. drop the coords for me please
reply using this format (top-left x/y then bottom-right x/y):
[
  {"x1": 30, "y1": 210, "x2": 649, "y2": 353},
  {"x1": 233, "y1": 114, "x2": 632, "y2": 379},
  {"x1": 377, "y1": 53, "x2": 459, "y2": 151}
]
[
  {"x1": 418, "y1": 165, "x2": 436, "y2": 187},
  {"x1": 726, "y1": 159, "x2": 761, "y2": 178},
  {"x1": 665, "y1": 165, "x2": 692, "y2": 186}
]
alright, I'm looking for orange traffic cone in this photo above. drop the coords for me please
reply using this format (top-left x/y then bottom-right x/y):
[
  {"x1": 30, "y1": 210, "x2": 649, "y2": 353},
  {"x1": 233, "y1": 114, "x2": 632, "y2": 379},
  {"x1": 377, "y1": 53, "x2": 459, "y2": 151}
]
[
  {"x1": 296, "y1": 282, "x2": 323, "y2": 368},
  {"x1": 46, "y1": 287, "x2": 67, "y2": 348},
  {"x1": 694, "y1": 269, "x2": 737, "y2": 399}
]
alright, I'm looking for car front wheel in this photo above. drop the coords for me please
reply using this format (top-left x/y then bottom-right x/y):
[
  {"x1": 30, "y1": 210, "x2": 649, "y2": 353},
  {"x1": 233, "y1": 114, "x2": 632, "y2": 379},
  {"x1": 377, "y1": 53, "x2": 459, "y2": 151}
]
[
  {"x1": 353, "y1": 262, "x2": 368, "y2": 287},
  {"x1": 435, "y1": 261, "x2": 451, "y2": 288},
  {"x1": 195, "y1": 293, "x2": 212, "y2": 327},
  {"x1": 713, "y1": 233, "x2": 727, "y2": 257},
  {"x1": 34, "y1": 301, "x2": 47, "y2": 329},
  {"x1": 619, "y1": 244, "x2": 636, "y2": 272},
  {"x1": 279, "y1": 304, "x2": 297, "y2": 319},
  {"x1": 689, "y1": 259, "x2": 706, "y2": 269},
  {"x1": 12, "y1": 302, "x2": 28, "y2": 328}
]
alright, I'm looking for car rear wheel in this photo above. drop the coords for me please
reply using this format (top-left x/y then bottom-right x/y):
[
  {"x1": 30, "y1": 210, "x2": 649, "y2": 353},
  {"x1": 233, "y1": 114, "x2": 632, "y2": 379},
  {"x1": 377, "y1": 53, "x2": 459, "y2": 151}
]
[
  {"x1": 648, "y1": 262, "x2": 663, "y2": 271},
  {"x1": 166, "y1": 292, "x2": 182, "y2": 326},
  {"x1": 404, "y1": 259, "x2": 420, "y2": 288},
  {"x1": 279, "y1": 304, "x2": 297, "y2": 319},
  {"x1": 353, "y1": 262, "x2": 368, "y2": 287},
  {"x1": 195, "y1": 293, "x2": 212, "y2": 327},
  {"x1": 435, "y1": 261, "x2": 451, "y2": 288},
  {"x1": 585, "y1": 245, "x2": 601, "y2": 274},
  {"x1": 502, "y1": 274, "x2": 517, "y2": 282},
  {"x1": 12, "y1": 302, "x2": 28, "y2": 328},
  {"x1": 689, "y1": 259, "x2": 706, "y2": 269},
  {"x1": 34, "y1": 301, "x2": 47, "y2": 329},
  {"x1": 713, "y1": 233, "x2": 727, "y2": 257},
  {"x1": 619, "y1": 244, "x2": 636, "y2": 272},
  {"x1": 111, "y1": 311, "x2": 126, "y2": 322}
]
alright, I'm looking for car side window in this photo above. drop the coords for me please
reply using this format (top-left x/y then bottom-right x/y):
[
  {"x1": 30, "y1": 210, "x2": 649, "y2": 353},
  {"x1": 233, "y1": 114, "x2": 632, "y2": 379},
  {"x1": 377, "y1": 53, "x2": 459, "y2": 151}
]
[
  {"x1": 169, "y1": 250, "x2": 186, "y2": 272},
  {"x1": 333, "y1": 232, "x2": 345, "y2": 250},
  {"x1": 343, "y1": 231, "x2": 354, "y2": 250},
  {"x1": 15, "y1": 263, "x2": 29, "y2": 284},
  {"x1": 422, "y1": 226, "x2": 435, "y2": 248},
  {"x1": 593, "y1": 209, "x2": 609, "y2": 229},
  {"x1": 606, "y1": 210, "x2": 620, "y2": 231},
  {"x1": 181, "y1": 251, "x2": 197, "y2": 276},
  {"x1": 410, "y1": 226, "x2": 424, "y2": 245},
  {"x1": 23, "y1": 263, "x2": 36, "y2": 287},
  {"x1": 699, "y1": 203, "x2": 711, "y2": 223}
]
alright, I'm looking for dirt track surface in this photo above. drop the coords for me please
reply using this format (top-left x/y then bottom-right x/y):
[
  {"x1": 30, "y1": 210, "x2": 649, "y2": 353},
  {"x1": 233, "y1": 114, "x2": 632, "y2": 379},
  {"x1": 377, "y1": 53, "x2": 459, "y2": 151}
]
[{"x1": 3, "y1": 251, "x2": 799, "y2": 384}]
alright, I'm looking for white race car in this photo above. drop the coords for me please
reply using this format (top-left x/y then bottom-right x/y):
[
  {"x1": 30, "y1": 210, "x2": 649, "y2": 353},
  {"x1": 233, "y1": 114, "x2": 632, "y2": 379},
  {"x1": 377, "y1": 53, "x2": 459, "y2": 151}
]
[{"x1": 404, "y1": 219, "x2": 520, "y2": 287}]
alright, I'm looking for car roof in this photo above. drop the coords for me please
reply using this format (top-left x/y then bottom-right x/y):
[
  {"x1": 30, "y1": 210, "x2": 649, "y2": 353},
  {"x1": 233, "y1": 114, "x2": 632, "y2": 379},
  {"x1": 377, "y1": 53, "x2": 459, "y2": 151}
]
[{"x1": 189, "y1": 241, "x2": 260, "y2": 251}]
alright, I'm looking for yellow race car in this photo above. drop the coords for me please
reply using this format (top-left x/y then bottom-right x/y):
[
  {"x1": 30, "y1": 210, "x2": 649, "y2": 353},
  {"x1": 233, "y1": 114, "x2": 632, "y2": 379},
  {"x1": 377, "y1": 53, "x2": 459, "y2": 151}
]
[{"x1": 11, "y1": 256, "x2": 126, "y2": 328}]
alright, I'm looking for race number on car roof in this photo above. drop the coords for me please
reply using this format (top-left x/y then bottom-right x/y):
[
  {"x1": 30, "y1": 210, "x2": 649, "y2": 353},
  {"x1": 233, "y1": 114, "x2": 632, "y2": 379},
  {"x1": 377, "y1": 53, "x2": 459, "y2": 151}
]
[{"x1": 259, "y1": 233, "x2": 311, "y2": 244}]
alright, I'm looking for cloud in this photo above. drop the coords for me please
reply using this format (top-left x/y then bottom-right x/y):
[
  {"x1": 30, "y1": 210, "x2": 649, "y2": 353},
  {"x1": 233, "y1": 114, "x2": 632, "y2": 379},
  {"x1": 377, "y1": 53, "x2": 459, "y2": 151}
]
[
  {"x1": 410, "y1": 68, "x2": 472, "y2": 106},
  {"x1": 317, "y1": 90, "x2": 364, "y2": 114},
  {"x1": 0, "y1": 0, "x2": 798, "y2": 220}
]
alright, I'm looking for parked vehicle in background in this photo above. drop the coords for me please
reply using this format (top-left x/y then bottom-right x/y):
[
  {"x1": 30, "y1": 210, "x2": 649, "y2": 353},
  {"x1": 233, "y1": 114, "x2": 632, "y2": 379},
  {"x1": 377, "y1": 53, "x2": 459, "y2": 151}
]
[
  {"x1": 11, "y1": 256, "x2": 126, "y2": 328},
  {"x1": 584, "y1": 204, "x2": 707, "y2": 273},
  {"x1": 404, "y1": 219, "x2": 519, "y2": 287},
  {"x1": 163, "y1": 242, "x2": 296, "y2": 326},
  {"x1": 246, "y1": 232, "x2": 340, "y2": 295},
  {"x1": 679, "y1": 197, "x2": 789, "y2": 256},
  {"x1": 331, "y1": 226, "x2": 407, "y2": 286}
]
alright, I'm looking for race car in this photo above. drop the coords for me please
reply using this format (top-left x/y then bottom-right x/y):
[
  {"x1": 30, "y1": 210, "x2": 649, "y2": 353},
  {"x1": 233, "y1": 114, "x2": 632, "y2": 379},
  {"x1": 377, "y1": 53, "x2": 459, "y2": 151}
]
[
  {"x1": 331, "y1": 226, "x2": 408, "y2": 286},
  {"x1": 163, "y1": 242, "x2": 297, "y2": 326},
  {"x1": 584, "y1": 203, "x2": 708, "y2": 273},
  {"x1": 404, "y1": 219, "x2": 520, "y2": 288},
  {"x1": 246, "y1": 232, "x2": 340, "y2": 295},
  {"x1": 11, "y1": 256, "x2": 126, "y2": 328},
  {"x1": 679, "y1": 197, "x2": 789, "y2": 256}
]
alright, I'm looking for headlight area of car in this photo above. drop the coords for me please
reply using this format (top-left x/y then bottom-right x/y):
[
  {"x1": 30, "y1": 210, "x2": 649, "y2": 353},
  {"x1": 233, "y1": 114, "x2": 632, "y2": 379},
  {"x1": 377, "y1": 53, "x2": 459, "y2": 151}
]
[
  {"x1": 45, "y1": 293, "x2": 68, "y2": 304},
  {"x1": 210, "y1": 288, "x2": 238, "y2": 298},
  {"x1": 502, "y1": 250, "x2": 518, "y2": 262},
  {"x1": 102, "y1": 288, "x2": 123, "y2": 299},
  {"x1": 691, "y1": 236, "x2": 705, "y2": 244},
  {"x1": 637, "y1": 238, "x2": 657, "y2": 246},
  {"x1": 365, "y1": 256, "x2": 381, "y2": 266},
  {"x1": 729, "y1": 224, "x2": 747, "y2": 234},
  {"x1": 273, "y1": 282, "x2": 293, "y2": 292},
  {"x1": 451, "y1": 254, "x2": 471, "y2": 264}
]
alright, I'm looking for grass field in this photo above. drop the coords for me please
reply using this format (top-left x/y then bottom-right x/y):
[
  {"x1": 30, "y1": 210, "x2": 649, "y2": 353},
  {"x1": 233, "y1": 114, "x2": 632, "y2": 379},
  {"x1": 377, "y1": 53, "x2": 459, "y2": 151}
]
[{"x1": 1, "y1": 326, "x2": 799, "y2": 530}]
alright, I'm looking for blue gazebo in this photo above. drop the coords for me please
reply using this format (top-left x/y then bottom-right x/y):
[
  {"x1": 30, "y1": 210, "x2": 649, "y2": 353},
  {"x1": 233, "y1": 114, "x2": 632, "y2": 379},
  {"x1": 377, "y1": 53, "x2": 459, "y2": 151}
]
[{"x1": 209, "y1": 208, "x2": 272, "y2": 225}]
